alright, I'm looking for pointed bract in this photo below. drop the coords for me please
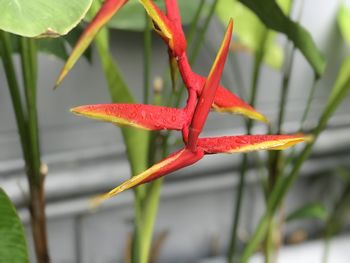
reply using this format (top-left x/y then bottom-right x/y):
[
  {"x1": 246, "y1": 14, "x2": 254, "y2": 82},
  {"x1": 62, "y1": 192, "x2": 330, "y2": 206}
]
[
  {"x1": 55, "y1": 0, "x2": 128, "y2": 88},
  {"x1": 188, "y1": 19, "x2": 233, "y2": 150},
  {"x1": 92, "y1": 148, "x2": 204, "y2": 205},
  {"x1": 71, "y1": 104, "x2": 187, "y2": 131},
  {"x1": 198, "y1": 134, "x2": 312, "y2": 154}
]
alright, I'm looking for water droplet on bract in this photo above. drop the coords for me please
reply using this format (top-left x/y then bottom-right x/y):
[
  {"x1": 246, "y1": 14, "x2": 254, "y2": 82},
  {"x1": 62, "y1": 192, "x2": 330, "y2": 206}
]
[{"x1": 171, "y1": 116, "x2": 177, "y2": 122}]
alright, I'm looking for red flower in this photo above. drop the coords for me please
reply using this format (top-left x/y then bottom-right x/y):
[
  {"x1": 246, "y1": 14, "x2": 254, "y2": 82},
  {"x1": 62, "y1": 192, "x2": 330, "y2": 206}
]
[{"x1": 71, "y1": 16, "x2": 310, "y2": 204}]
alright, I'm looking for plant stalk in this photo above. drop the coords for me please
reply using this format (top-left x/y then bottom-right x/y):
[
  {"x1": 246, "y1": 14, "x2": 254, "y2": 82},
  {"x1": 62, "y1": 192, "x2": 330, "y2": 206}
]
[
  {"x1": 20, "y1": 37, "x2": 50, "y2": 263},
  {"x1": 228, "y1": 28, "x2": 268, "y2": 263}
]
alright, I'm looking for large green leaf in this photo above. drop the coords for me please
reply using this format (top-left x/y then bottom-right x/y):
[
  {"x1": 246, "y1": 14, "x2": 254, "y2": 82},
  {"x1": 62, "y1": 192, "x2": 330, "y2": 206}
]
[
  {"x1": 98, "y1": 0, "x2": 209, "y2": 31},
  {"x1": 238, "y1": 0, "x2": 326, "y2": 77},
  {"x1": 337, "y1": 4, "x2": 350, "y2": 45},
  {"x1": 0, "y1": 0, "x2": 93, "y2": 37},
  {"x1": 0, "y1": 188, "x2": 28, "y2": 263}
]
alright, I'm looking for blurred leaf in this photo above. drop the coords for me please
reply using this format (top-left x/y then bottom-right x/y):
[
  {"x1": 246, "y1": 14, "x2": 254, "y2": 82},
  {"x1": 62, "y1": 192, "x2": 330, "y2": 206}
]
[
  {"x1": 286, "y1": 203, "x2": 327, "y2": 222},
  {"x1": 216, "y1": 0, "x2": 283, "y2": 69},
  {"x1": 238, "y1": 0, "x2": 326, "y2": 77},
  {"x1": 94, "y1": 27, "x2": 149, "y2": 175},
  {"x1": 0, "y1": 0, "x2": 93, "y2": 37},
  {"x1": 337, "y1": 5, "x2": 350, "y2": 45},
  {"x1": 325, "y1": 55, "x2": 350, "y2": 113},
  {"x1": 0, "y1": 188, "x2": 28, "y2": 263},
  {"x1": 97, "y1": 0, "x2": 209, "y2": 31}
]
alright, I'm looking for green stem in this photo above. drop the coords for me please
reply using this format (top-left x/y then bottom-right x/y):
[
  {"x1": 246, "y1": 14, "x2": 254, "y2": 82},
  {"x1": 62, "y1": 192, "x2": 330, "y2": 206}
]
[
  {"x1": 20, "y1": 37, "x2": 49, "y2": 263},
  {"x1": 95, "y1": 27, "x2": 152, "y2": 263},
  {"x1": 228, "y1": 29, "x2": 268, "y2": 263},
  {"x1": 0, "y1": 32, "x2": 30, "y2": 166},
  {"x1": 186, "y1": 0, "x2": 205, "y2": 46},
  {"x1": 300, "y1": 75, "x2": 318, "y2": 129},
  {"x1": 189, "y1": 0, "x2": 218, "y2": 64},
  {"x1": 143, "y1": 12, "x2": 152, "y2": 104},
  {"x1": 20, "y1": 37, "x2": 41, "y2": 185}
]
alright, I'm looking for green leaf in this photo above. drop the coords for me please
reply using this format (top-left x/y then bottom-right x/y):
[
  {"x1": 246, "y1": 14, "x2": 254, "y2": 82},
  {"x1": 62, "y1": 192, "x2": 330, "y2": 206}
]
[
  {"x1": 103, "y1": 0, "x2": 209, "y2": 31},
  {"x1": 238, "y1": 0, "x2": 326, "y2": 77},
  {"x1": 0, "y1": 188, "x2": 28, "y2": 263},
  {"x1": 0, "y1": 0, "x2": 93, "y2": 37},
  {"x1": 337, "y1": 4, "x2": 350, "y2": 45},
  {"x1": 216, "y1": 0, "x2": 283, "y2": 69},
  {"x1": 324, "y1": 55, "x2": 350, "y2": 117},
  {"x1": 286, "y1": 203, "x2": 327, "y2": 222}
]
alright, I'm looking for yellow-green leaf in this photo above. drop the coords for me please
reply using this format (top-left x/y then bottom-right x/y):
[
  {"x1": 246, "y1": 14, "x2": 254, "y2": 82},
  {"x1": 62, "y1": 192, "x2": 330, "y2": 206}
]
[
  {"x1": 0, "y1": 0, "x2": 93, "y2": 37},
  {"x1": 337, "y1": 4, "x2": 350, "y2": 45}
]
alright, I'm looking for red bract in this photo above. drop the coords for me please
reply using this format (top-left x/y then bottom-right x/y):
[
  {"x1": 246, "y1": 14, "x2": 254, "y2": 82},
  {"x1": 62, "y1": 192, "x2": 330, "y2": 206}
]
[{"x1": 70, "y1": 0, "x2": 310, "y2": 204}]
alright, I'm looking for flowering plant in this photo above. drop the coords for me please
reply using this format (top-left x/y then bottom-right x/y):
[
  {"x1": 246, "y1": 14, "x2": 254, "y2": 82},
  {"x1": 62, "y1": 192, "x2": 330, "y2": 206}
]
[{"x1": 68, "y1": 0, "x2": 309, "y2": 203}]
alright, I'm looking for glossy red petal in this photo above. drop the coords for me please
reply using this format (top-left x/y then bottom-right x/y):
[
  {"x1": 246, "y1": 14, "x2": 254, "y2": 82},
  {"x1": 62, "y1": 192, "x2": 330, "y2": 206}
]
[
  {"x1": 55, "y1": 0, "x2": 128, "y2": 87},
  {"x1": 188, "y1": 19, "x2": 233, "y2": 150},
  {"x1": 92, "y1": 148, "x2": 204, "y2": 204},
  {"x1": 198, "y1": 134, "x2": 312, "y2": 154},
  {"x1": 71, "y1": 104, "x2": 187, "y2": 130}
]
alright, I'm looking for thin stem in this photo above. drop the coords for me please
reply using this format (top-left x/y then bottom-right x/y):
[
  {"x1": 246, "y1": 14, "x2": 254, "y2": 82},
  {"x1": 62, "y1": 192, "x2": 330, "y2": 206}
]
[
  {"x1": 20, "y1": 37, "x2": 49, "y2": 263},
  {"x1": 0, "y1": 32, "x2": 30, "y2": 166},
  {"x1": 300, "y1": 75, "x2": 318, "y2": 129},
  {"x1": 140, "y1": 81, "x2": 164, "y2": 263},
  {"x1": 143, "y1": 12, "x2": 152, "y2": 104},
  {"x1": 189, "y1": 0, "x2": 218, "y2": 64},
  {"x1": 229, "y1": 51, "x2": 246, "y2": 100},
  {"x1": 276, "y1": 45, "x2": 295, "y2": 134},
  {"x1": 228, "y1": 29, "x2": 268, "y2": 263},
  {"x1": 186, "y1": 0, "x2": 205, "y2": 46}
]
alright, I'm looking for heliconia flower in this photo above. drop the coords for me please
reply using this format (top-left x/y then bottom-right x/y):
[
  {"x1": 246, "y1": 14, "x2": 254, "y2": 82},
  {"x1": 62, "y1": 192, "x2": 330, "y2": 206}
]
[
  {"x1": 69, "y1": 4, "x2": 310, "y2": 205},
  {"x1": 55, "y1": 0, "x2": 128, "y2": 87},
  {"x1": 87, "y1": 19, "x2": 310, "y2": 205}
]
